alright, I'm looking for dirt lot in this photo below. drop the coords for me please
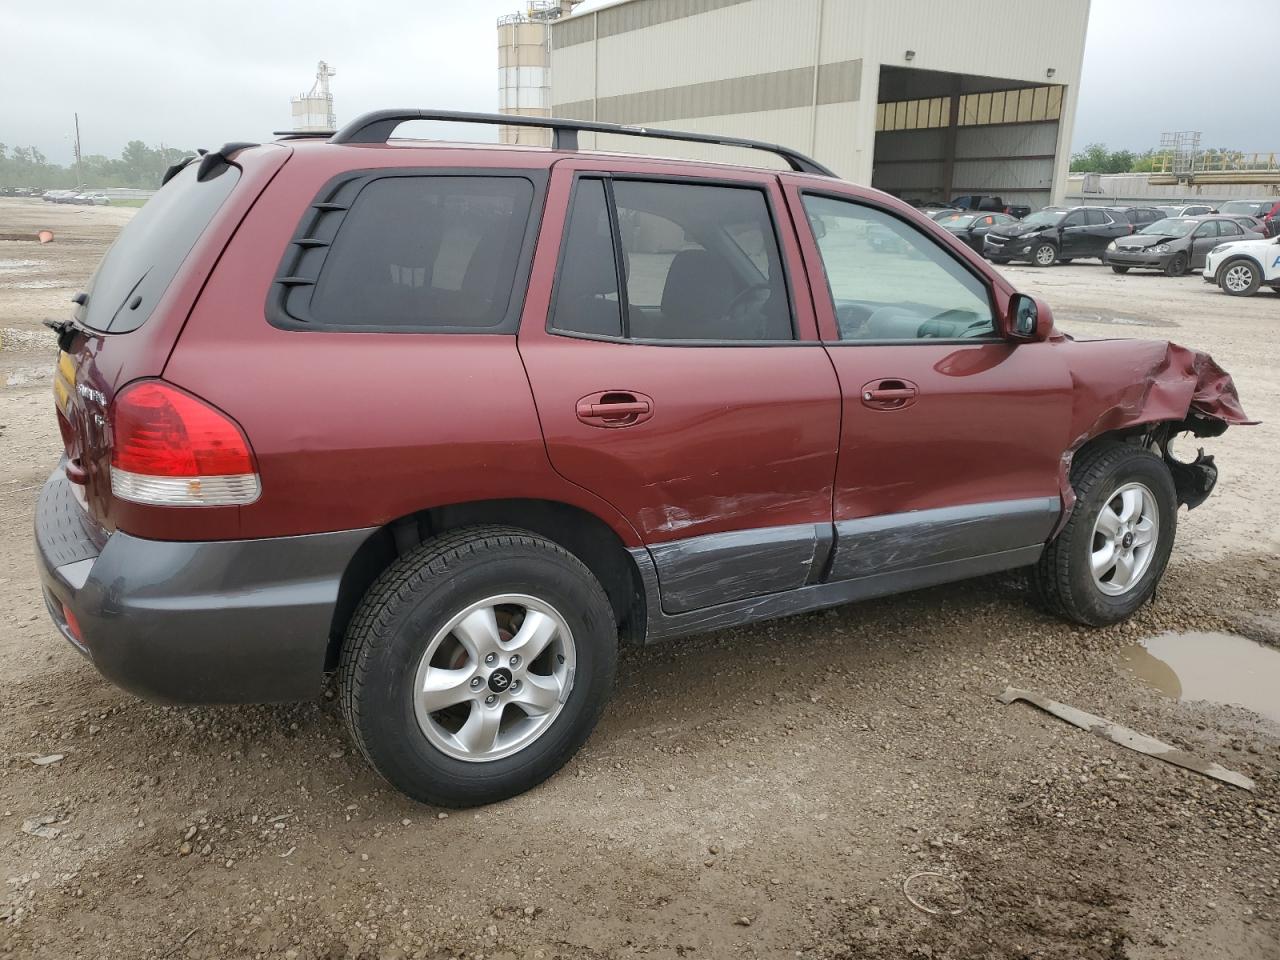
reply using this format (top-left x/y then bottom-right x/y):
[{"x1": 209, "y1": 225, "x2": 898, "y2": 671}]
[{"x1": 0, "y1": 198, "x2": 1277, "y2": 960}]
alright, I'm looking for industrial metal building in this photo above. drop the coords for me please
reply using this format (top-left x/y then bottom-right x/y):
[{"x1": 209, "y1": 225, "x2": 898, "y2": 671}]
[{"x1": 547, "y1": 0, "x2": 1090, "y2": 209}]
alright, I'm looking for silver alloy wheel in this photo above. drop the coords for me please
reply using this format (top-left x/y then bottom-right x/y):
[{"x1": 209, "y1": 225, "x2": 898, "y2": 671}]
[
  {"x1": 1090, "y1": 482, "x2": 1159, "y2": 596},
  {"x1": 412, "y1": 594, "x2": 576, "y2": 763},
  {"x1": 1034, "y1": 243, "x2": 1056, "y2": 266},
  {"x1": 1223, "y1": 263, "x2": 1254, "y2": 293}
]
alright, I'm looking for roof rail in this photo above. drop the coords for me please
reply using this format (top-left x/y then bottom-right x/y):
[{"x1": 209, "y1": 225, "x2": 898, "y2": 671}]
[
  {"x1": 328, "y1": 109, "x2": 836, "y2": 177},
  {"x1": 273, "y1": 130, "x2": 336, "y2": 140}
]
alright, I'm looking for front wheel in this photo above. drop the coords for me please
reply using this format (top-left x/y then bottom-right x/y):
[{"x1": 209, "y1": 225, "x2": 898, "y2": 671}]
[
  {"x1": 1031, "y1": 443, "x2": 1177, "y2": 626},
  {"x1": 1165, "y1": 253, "x2": 1188, "y2": 277},
  {"x1": 1032, "y1": 242, "x2": 1058, "y2": 267},
  {"x1": 340, "y1": 526, "x2": 618, "y2": 806},
  {"x1": 1219, "y1": 259, "x2": 1260, "y2": 296},
  {"x1": 1111, "y1": 265, "x2": 1130, "y2": 274}
]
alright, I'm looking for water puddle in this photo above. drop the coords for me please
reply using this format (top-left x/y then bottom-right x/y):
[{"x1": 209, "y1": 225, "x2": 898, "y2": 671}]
[
  {"x1": 1057, "y1": 310, "x2": 1179, "y2": 328},
  {"x1": 1119, "y1": 631, "x2": 1280, "y2": 725}
]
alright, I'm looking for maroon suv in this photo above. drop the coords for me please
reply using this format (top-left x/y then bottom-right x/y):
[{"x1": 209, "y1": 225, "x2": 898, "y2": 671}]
[{"x1": 36, "y1": 110, "x2": 1251, "y2": 807}]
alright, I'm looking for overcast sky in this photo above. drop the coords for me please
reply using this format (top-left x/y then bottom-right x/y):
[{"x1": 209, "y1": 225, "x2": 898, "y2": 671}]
[{"x1": 0, "y1": 0, "x2": 1271, "y2": 167}]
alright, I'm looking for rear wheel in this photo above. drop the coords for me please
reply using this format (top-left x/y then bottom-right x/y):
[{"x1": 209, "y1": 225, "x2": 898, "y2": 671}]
[
  {"x1": 340, "y1": 526, "x2": 618, "y2": 807},
  {"x1": 1111, "y1": 265, "x2": 1130, "y2": 274},
  {"x1": 1031, "y1": 443, "x2": 1176, "y2": 626},
  {"x1": 1219, "y1": 259, "x2": 1260, "y2": 296},
  {"x1": 1032, "y1": 242, "x2": 1058, "y2": 267},
  {"x1": 1165, "y1": 253, "x2": 1188, "y2": 277}
]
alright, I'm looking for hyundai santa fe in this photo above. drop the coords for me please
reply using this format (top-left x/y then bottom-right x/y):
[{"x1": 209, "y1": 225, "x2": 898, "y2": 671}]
[{"x1": 35, "y1": 110, "x2": 1252, "y2": 807}]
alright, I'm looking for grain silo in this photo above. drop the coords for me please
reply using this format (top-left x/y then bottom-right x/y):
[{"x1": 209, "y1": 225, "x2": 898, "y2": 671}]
[
  {"x1": 290, "y1": 61, "x2": 337, "y2": 133},
  {"x1": 497, "y1": 2, "x2": 581, "y2": 145}
]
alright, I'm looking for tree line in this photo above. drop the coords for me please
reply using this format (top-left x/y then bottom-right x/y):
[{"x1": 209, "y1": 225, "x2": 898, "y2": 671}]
[
  {"x1": 1070, "y1": 142, "x2": 1250, "y2": 175},
  {"x1": 0, "y1": 140, "x2": 196, "y2": 189}
]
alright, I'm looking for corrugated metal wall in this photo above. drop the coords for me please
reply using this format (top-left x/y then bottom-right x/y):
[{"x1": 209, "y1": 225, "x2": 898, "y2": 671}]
[{"x1": 549, "y1": 0, "x2": 1089, "y2": 202}]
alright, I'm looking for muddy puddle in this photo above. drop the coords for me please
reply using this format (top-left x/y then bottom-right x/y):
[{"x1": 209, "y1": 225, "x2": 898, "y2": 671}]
[
  {"x1": 1120, "y1": 631, "x2": 1280, "y2": 725},
  {"x1": 1056, "y1": 310, "x2": 1179, "y2": 328}
]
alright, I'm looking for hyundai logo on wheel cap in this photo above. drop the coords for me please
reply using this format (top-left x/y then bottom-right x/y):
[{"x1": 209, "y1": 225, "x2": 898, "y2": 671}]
[{"x1": 488, "y1": 667, "x2": 513, "y2": 693}]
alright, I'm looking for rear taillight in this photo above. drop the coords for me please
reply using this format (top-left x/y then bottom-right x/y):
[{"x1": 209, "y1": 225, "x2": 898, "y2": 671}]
[{"x1": 110, "y1": 380, "x2": 259, "y2": 506}]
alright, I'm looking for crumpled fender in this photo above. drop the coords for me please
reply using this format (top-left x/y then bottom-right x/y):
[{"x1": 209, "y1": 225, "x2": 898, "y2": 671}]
[{"x1": 1052, "y1": 339, "x2": 1255, "y2": 534}]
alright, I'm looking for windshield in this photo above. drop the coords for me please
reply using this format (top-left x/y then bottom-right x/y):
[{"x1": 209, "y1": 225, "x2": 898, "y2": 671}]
[
  {"x1": 79, "y1": 161, "x2": 239, "y2": 333},
  {"x1": 1139, "y1": 218, "x2": 1197, "y2": 237},
  {"x1": 1219, "y1": 200, "x2": 1265, "y2": 216},
  {"x1": 938, "y1": 214, "x2": 978, "y2": 227},
  {"x1": 1021, "y1": 210, "x2": 1064, "y2": 227}
]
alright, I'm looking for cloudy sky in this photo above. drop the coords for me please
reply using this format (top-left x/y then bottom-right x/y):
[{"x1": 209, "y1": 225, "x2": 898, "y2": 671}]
[{"x1": 0, "y1": 0, "x2": 1271, "y2": 166}]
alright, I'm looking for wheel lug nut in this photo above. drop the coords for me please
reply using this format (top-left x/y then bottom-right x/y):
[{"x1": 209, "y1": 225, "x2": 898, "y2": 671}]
[
  {"x1": 470, "y1": 677, "x2": 483, "y2": 689},
  {"x1": 509, "y1": 655, "x2": 521, "y2": 668},
  {"x1": 510, "y1": 680, "x2": 522, "y2": 693},
  {"x1": 485, "y1": 694, "x2": 498, "y2": 706},
  {"x1": 484, "y1": 653, "x2": 497, "y2": 665}
]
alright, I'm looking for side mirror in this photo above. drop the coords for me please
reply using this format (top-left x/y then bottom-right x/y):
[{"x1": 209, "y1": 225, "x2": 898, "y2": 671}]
[{"x1": 1005, "y1": 293, "x2": 1054, "y2": 342}]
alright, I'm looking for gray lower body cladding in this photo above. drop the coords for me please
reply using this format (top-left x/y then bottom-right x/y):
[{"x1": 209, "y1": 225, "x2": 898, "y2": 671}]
[
  {"x1": 35, "y1": 469, "x2": 374, "y2": 704},
  {"x1": 633, "y1": 497, "x2": 1060, "y2": 643}
]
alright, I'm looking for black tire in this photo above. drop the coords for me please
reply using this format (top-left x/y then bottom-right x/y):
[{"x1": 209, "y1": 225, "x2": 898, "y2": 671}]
[
  {"x1": 1031, "y1": 443, "x2": 1177, "y2": 627},
  {"x1": 1165, "y1": 253, "x2": 1188, "y2": 277},
  {"x1": 1111, "y1": 265, "x2": 1130, "y2": 274},
  {"x1": 1218, "y1": 258, "x2": 1261, "y2": 297},
  {"x1": 1031, "y1": 242, "x2": 1058, "y2": 267},
  {"x1": 340, "y1": 525, "x2": 618, "y2": 807}
]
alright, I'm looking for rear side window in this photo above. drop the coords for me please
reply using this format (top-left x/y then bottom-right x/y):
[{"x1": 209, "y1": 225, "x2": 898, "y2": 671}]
[
  {"x1": 306, "y1": 176, "x2": 534, "y2": 330},
  {"x1": 550, "y1": 178, "x2": 793, "y2": 342},
  {"x1": 80, "y1": 162, "x2": 239, "y2": 333}
]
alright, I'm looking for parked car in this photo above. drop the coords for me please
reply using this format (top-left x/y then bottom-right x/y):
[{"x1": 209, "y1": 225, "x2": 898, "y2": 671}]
[
  {"x1": 1103, "y1": 215, "x2": 1262, "y2": 276},
  {"x1": 1217, "y1": 199, "x2": 1273, "y2": 220},
  {"x1": 935, "y1": 211, "x2": 1019, "y2": 253},
  {"x1": 34, "y1": 110, "x2": 1251, "y2": 807},
  {"x1": 42, "y1": 190, "x2": 76, "y2": 203},
  {"x1": 983, "y1": 205, "x2": 1132, "y2": 266},
  {"x1": 1203, "y1": 233, "x2": 1280, "y2": 296},
  {"x1": 1249, "y1": 200, "x2": 1280, "y2": 238},
  {"x1": 949, "y1": 194, "x2": 1032, "y2": 219},
  {"x1": 1155, "y1": 203, "x2": 1216, "y2": 218},
  {"x1": 1107, "y1": 206, "x2": 1165, "y2": 230},
  {"x1": 1225, "y1": 215, "x2": 1267, "y2": 235}
]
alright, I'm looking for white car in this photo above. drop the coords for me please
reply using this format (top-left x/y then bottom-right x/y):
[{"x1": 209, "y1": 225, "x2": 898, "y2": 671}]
[{"x1": 1203, "y1": 234, "x2": 1280, "y2": 296}]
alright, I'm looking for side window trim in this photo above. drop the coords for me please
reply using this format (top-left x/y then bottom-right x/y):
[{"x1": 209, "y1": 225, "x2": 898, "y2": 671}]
[
  {"x1": 798, "y1": 189, "x2": 1001, "y2": 346},
  {"x1": 266, "y1": 167, "x2": 548, "y2": 335},
  {"x1": 546, "y1": 171, "x2": 803, "y2": 346}
]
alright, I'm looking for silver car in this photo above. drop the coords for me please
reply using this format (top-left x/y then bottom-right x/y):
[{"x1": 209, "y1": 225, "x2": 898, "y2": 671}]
[{"x1": 1103, "y1": 215, "x2": 1262, "y2": 276}]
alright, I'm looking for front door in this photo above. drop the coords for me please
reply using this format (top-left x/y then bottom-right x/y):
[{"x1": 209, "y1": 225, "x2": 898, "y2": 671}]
[
  {"x1": 785, "y1": 184, "x2": 1072, "y2": 585},
  {"x1": 519, "y1": 161, "x2": 841, "y2": 613}
]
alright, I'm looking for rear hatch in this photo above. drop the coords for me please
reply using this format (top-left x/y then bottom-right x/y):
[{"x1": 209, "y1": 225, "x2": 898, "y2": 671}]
[{"x1": 52, "y1": 144, "x2": 288, "y2": 531}]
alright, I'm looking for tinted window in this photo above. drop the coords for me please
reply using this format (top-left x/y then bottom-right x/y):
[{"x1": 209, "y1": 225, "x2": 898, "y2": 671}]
[
  {"x1": 1194, "y1": 220, "x2": 1220, "y2": 238},
  {"x1": 309, "y1": 176, "x2": 533, "y2": 329},
  {"x1": 613, "y1": 180, "x2": 792, "y2": 341},
  {"x1": 1085, "y1": 209, "x2": 1110, "y2": 226},
  {"x1": 1219, "y1": 220, "x2": 1241, "y2": 236},
  {"x1": 80, "y1": 161, "x2": 239, "y2": 333},
  {"x1": 550, "y1": 179, "x2": 622, "y2": 338},
  {"x1": 802, "y1": 195, "x2": 994, "y2": 342},
  {"x1": 1062, "y1": 210, "x2": 1087, "y2": 227}
]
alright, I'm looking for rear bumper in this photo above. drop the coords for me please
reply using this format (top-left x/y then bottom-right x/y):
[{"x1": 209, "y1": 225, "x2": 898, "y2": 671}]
[{"x1": 35, "y1": 468, "x2": 374, "y2": 704}]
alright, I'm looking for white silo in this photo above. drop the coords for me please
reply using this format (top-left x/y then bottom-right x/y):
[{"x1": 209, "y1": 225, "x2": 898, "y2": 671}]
[
  {"x1": 497, "y1": 2, "x2": 580, "y2": 146},
  {"x1": 290, "y1": 61, "x2": 337, "y2": 133}
]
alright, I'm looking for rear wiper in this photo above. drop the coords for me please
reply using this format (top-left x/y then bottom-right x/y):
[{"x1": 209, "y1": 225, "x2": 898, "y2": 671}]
[{"x1": 44, "y1": 299, "x2": 93, "y2": 352}]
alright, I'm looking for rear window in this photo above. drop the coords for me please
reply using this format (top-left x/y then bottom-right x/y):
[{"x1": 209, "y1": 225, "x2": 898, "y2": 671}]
[
  {"x1": 306, "y1": 176, "x2": 534, "y2": 330},
  {"x1": 80, "y1": 162, "x2": 239, "y2": 333}
]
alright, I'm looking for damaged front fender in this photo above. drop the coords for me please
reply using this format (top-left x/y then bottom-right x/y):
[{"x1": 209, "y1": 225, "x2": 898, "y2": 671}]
[{"x1": 1053, "y1": 339, "x2": 1255, "y2": 531}]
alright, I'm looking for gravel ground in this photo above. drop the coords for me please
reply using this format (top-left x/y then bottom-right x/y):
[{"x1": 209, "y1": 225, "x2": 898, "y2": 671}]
[{"x1": 0, "y1": 198, "x2": 1276, "y2": 960}]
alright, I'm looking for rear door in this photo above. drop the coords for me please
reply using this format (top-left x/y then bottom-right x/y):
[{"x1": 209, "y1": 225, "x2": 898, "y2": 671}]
[
  {"x1": 518, "y1": 160, "x2": 841, "y2": 614},
  {"x1": 1191, "y1": 219, "x2": 1232, "y2": 266},
  {"x1": 783, "y1": 182, "x2": 1071, "y2": 584}
]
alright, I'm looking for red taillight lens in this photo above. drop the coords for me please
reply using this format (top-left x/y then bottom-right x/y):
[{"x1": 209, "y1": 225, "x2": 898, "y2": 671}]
[{"x1": 110, "y1": 380, "x2": 259, "y2": 506}]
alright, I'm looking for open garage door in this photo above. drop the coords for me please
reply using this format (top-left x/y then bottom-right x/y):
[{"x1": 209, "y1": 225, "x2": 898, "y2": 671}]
[{"x1": 871, "y1": 66, "x2": 1063, "y2": 213}]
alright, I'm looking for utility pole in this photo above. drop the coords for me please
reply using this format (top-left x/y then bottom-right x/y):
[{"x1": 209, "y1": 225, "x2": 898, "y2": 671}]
[{"x1": 73, "y1": 113, "x2": 84, "y2": 190}]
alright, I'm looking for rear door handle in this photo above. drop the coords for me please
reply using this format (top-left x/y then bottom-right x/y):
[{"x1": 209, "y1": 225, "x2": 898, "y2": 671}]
[
  {"x1": 575, "y1": 391, "x2": 655, "y2": 427},
  {"x1": 860, "y1": 379, "x2": 919, "y2": 410}
]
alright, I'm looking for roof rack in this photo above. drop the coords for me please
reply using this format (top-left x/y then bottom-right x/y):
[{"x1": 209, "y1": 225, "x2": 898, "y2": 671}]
[
  {"x1": 327, "y1": 109, "x2": 836, "y2": 177},
  {"x1": 273, "y1": 130, "x2": 336, "y2": 140}
]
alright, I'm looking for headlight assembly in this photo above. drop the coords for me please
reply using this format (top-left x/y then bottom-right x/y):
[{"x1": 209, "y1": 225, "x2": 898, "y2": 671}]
[{"x1": 1153, "y1": 243, "x2": 1171, "y2": 254}]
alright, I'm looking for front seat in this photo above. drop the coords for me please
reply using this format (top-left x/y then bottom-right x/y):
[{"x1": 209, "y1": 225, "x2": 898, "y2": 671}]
[{"x1": 657, "y1": 250, "x2": 739, "y2": 339}]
